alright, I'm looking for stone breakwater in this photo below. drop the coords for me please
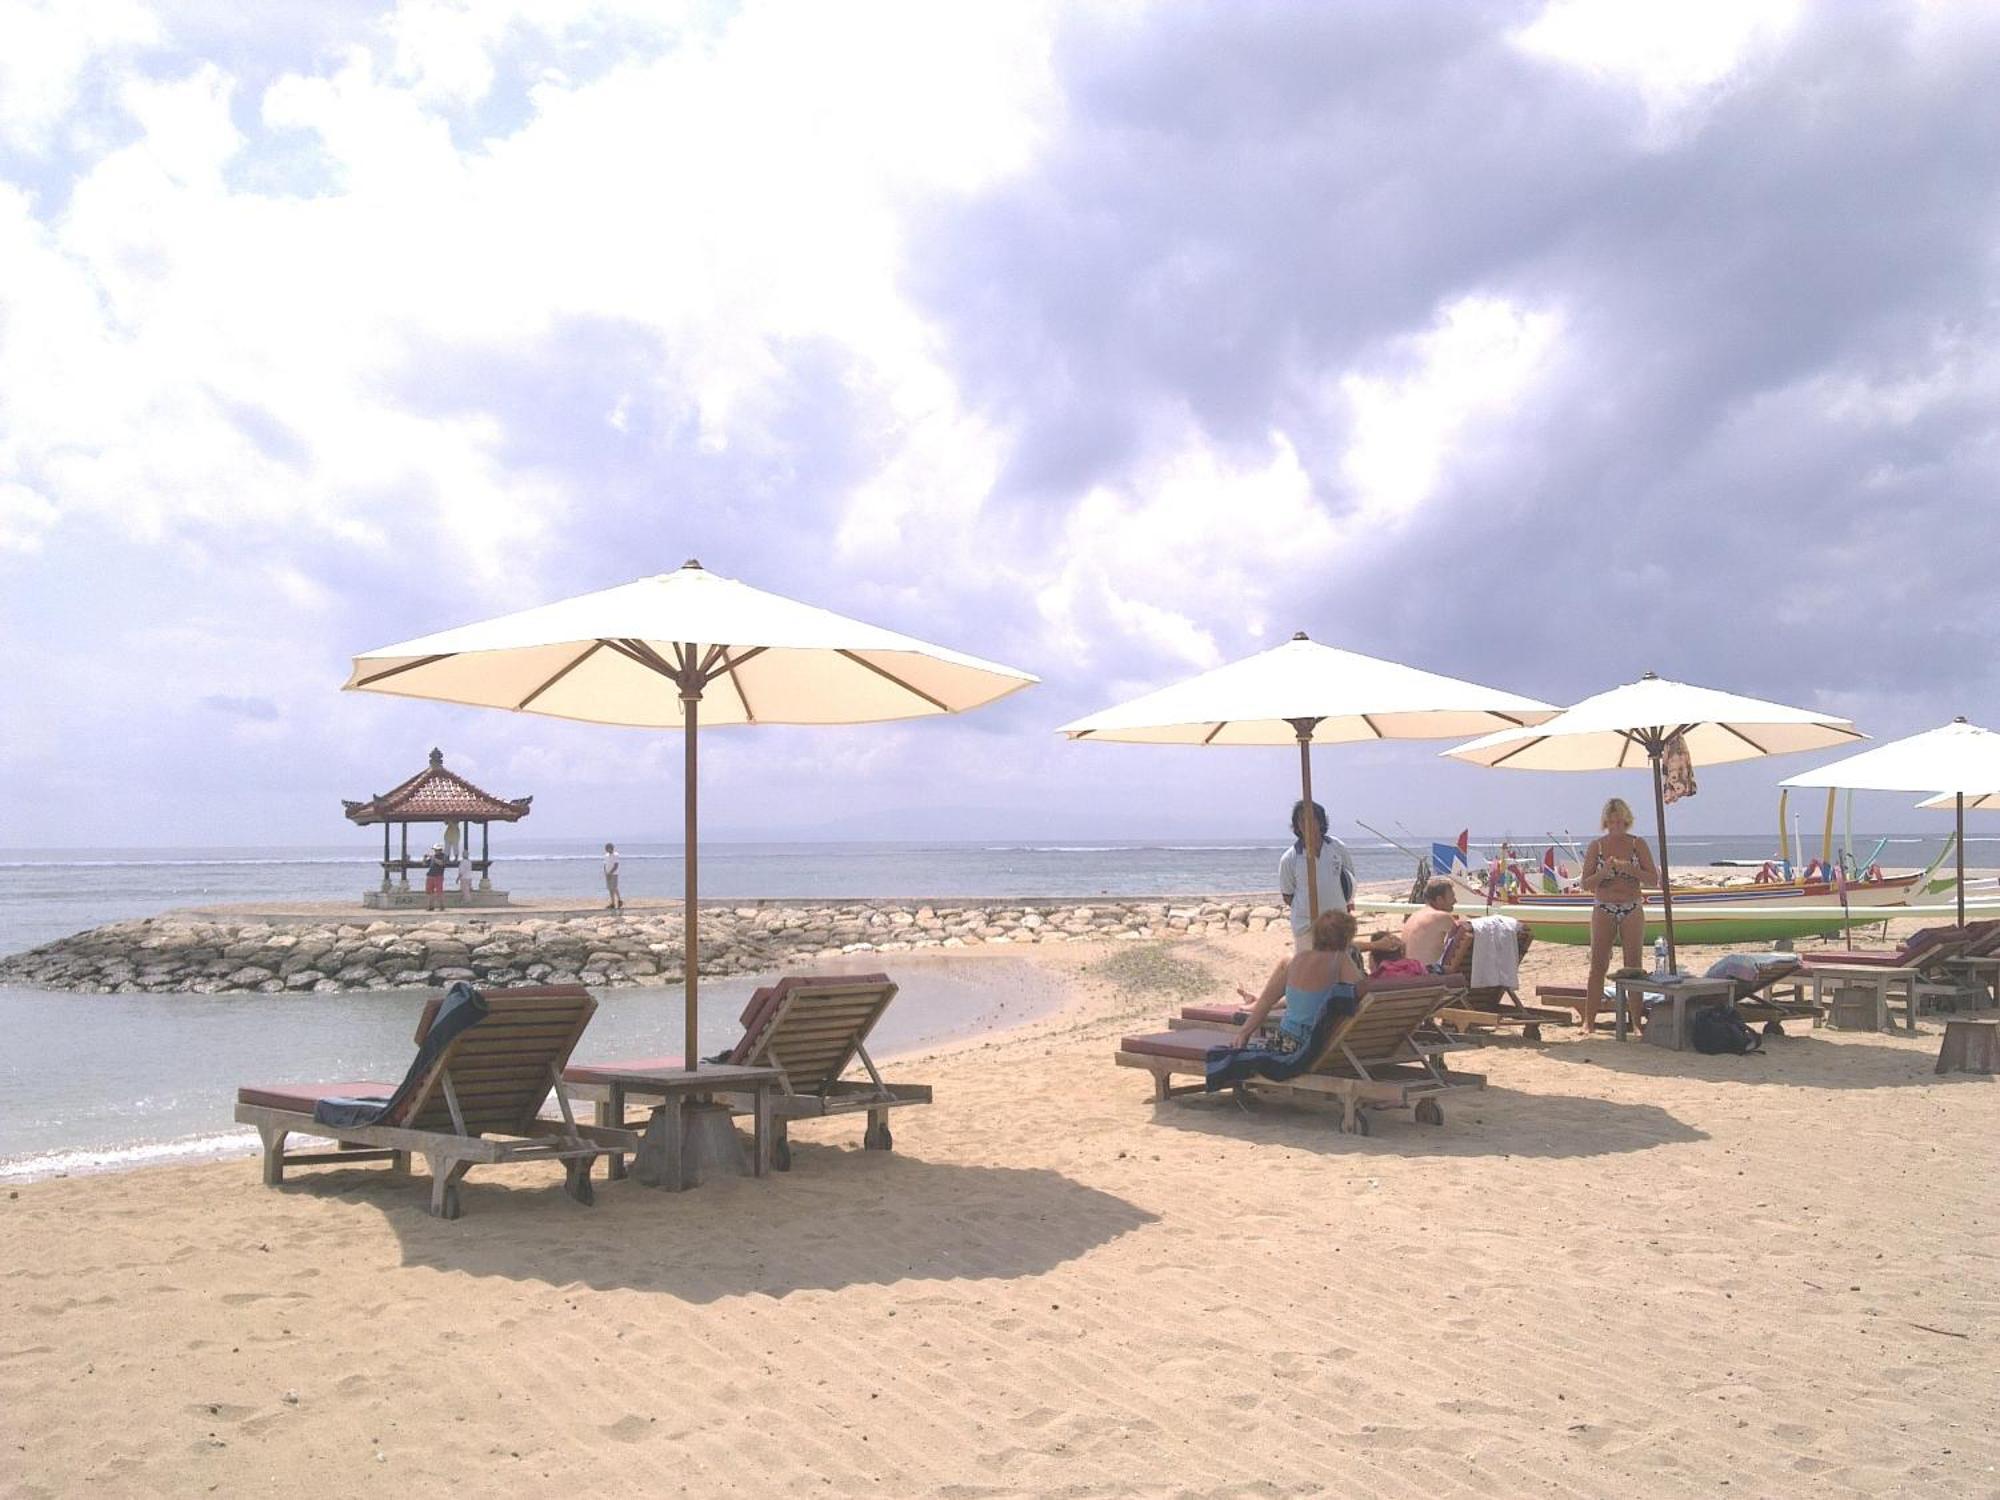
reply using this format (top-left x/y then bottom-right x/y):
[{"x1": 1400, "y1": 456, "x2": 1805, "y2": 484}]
[{"x1": 0, "y1": 898, "x2": 1288, "y2": 995}]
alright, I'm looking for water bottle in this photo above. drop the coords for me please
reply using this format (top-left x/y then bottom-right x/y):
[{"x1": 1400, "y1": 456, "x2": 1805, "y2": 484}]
[{"x1": 1653, "y1": 934, "x2": 1668, "y2": 977}]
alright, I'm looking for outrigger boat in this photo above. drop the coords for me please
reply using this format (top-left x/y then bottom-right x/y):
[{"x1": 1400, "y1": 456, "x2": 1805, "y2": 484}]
[{"x1": 1355, "y1": 822, "x2": 1961, "y2": 946}]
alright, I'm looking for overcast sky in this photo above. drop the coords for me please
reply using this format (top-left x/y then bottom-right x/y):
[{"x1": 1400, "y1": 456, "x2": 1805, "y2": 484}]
[{"x1": 4, "y1": 0, "x2": 1998, "y2": 849}]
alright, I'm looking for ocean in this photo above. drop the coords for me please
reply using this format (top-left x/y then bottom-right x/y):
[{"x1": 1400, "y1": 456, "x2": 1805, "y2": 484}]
[{"x1": 0, "y1": 833, "x2": 1975, "y2": 1182}]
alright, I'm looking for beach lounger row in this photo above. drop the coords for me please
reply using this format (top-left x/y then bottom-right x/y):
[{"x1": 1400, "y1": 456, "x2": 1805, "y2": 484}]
[
  {"x1": 1117, "y1": 974, "x2": 1484, "y2": 1135},
  {"x1": 236, "y1": 975, "x2": 931, "y2": 1216}
]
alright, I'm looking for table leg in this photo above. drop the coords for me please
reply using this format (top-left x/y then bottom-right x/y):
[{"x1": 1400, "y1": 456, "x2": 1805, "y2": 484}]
[
  {"x1": 661, "y1": 1094, "x2": 685, "y2": 1193},
  {"x1": 752, "y1": 1085, "x2": 771, "y2": 1178},
  {"x1": 1614, "y1": 983, "x2": 1628, "y2": 1042},
  {"x1": 604, "y1": 1084, "x2": 627, "y2": 1182}
]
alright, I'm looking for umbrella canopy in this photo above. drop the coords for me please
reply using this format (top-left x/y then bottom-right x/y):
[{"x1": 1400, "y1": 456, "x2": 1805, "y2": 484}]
[
  {"x1": 1446, "y1": 673, "x2": 1862, "y2": 968},
  {"x1": 1057, "y1": 632, "x2": 1557, "y2": 920},
  {"x1": 1783, "y1": 718, "x2": 2000, "y2": 925},
  {"x1": 347, "y1": 560, "x2": 1038, "y2": 1067}
]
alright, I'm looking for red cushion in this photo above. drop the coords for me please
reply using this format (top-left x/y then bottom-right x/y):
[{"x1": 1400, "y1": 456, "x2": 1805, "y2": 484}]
[
  {"x1": 1181, "y1": 1003, "x2": 1257, "y2": 1026},
  {"x1": 1121, "y1": 1028, "x2": 1233, "y2": 1062},
  {"x1": 737, "y1": 985, "x2": 775, "y2": 1029},
  {"x1": 237, "y1": 1080, "x2": 399, "y2": 1113}
]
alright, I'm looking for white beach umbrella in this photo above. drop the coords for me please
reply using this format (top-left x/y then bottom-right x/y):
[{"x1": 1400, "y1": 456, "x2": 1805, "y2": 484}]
[
  {"x1": 1446, "y1": 673, "x2": 1863, "y2": 968},
  {"x1": 347, "y1": 559, "x2": 1038, "y2": 1068},
  {"x1": 1784, "y1": 718, "x2": 2000, "y2": 926},
  {"x1": 1056, "y1": 632, "x2": 1558, "y2": 920}
]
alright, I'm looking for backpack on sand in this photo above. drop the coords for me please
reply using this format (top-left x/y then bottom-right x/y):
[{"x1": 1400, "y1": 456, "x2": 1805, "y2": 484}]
[{"x1": 1690, "y1": 1002, "x2": 1764, "y2": 1056}]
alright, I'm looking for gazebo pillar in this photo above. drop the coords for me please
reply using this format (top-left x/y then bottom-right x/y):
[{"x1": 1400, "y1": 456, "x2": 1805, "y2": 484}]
[
  {"x1": 479, "y1": 820, "x2": 492, "y2": 890},
  {"x1": 381, "y1": 823, "x2": 392, "y2": 892},
  {"x1": 398, "y1": 823, "x2": 410, "y2": 888}
]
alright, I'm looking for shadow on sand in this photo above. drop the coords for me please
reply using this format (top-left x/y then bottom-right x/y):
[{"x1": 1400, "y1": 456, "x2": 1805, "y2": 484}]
[
  {"x1": 1138, "y1": 1081, "x2": 1705, "y2": 1159},
  {"x1": 274, "y1": 1145, "x2": 1156, "y2": 1299},
  {"x1": 1533, "y1": 1027, "x2": 1979, "y2": 1091}
]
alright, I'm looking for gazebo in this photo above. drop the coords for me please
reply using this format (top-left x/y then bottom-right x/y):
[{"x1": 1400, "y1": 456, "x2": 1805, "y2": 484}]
[{"x1": 343, "y1": 748, "x2": 532, "y2": 908}]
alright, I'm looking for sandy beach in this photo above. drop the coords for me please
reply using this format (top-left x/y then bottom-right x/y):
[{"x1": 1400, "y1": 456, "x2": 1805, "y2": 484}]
[{"x1": 4, "y1": 923, "x2": 1997, "y2": 1498}]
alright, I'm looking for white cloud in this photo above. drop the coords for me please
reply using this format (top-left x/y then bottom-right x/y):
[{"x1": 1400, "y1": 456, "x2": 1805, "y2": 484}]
[
  {"x1": 0, "y1": 0, "x2": 160, "y2": 153},
  {"x1": 1512, "y1": 0, "x2": 1803, "y2": 141},
  {"x1": 1339, "y1": 295, "x2": 1561, "y2": 525}
]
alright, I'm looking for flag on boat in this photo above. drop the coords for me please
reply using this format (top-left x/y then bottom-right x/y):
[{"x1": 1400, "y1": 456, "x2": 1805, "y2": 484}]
[
  {"x1": 1432, "y1": 839, "x2": 1468, "y2": 875},
  {"x1": 1540, "y1": 846, "x2": 1563, "y2": 893}
]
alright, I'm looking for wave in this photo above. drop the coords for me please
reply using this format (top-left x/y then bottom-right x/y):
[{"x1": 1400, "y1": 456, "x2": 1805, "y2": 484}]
[{"x1": 0, "y1": 1129, "x2": 258, "y2": 1184}]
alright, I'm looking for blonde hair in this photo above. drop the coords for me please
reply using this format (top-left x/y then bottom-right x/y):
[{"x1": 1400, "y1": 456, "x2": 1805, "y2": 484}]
[
  {"x1": 1310, "y1": 908, "x2": 1358, "y2": 952},
  {"x1": 1601, "y1": 797, "x2": 1634, "y2": 830}
]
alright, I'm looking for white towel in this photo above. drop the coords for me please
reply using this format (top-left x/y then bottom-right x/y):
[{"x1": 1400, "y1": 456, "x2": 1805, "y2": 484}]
[{"x1": 1469, "y1": 915, "x2": 1521, "y2": 990}]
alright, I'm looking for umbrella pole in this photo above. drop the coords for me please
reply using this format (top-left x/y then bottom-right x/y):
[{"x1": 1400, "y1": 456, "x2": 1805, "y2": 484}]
[
  {"x1": 1293, "y1": 721, "x2": 1320, "y2": 925},
  {"x1": 683, "y1": 683, "x2": 701, "y2": 1070},
  {"x1": 1958, "y1": 792, "x2": 1966, "y2": 929},
  {"x1": 1650, "y1": 744, "x2": 1678, "y2": 973}
]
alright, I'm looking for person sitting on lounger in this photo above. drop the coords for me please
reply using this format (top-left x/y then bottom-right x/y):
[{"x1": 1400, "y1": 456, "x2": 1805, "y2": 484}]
[
  {"x1": 1206, "y1": 909, "x2": 1367, "y2": 1091},
  {"x1": 1400, "y1": 878, "x2": 1462, "y2": 968}
]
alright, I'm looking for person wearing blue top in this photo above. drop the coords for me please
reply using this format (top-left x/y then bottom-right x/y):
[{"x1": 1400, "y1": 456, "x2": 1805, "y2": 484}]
[{"x1": 1205, "y1": 908, "x2": 1366, "y2": 1091}]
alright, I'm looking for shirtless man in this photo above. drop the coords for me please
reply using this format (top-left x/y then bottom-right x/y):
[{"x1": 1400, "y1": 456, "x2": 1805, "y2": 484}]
[{"x1": 1399, "y1": 878, "x2": 1462, "y2": 968}]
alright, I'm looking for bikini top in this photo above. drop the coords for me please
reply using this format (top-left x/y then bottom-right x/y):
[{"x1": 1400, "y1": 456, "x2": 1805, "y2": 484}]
[{"x1": 1279, "y1": 979, "x2": 1358, "y2": 1042}]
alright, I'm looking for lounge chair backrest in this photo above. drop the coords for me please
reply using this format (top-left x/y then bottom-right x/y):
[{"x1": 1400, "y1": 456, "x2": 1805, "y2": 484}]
[
  {"x1": 1439, "y1": 920, "x2": 1533, "y2": 977},
  {"x1": 404, "y1": 985, "x2": 597, "y2": 1136},
  {"x1": 1311, "y1": 978, "x2": 1447, "y2": 1072},
  {"x1": 736, "y1": 974, "x2": 897, "y2": 1090}
]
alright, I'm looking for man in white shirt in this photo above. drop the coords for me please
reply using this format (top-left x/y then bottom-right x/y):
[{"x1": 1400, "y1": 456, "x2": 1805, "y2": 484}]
[
  {"x1": 1278, "y1": 799, "x2": 1354, "y2": 952},
  {"x1": 603, "y1": 842, "x2": 623, "y2": 910}
]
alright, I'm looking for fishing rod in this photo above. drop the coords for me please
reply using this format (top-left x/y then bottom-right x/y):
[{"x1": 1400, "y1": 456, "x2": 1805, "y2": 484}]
[{"x1": 1356, "y1": 820, "x2": 1492, "y2": 902}]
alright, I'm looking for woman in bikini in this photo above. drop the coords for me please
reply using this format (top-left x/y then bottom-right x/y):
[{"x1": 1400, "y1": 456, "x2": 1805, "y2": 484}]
[
  {"x1": 1581, "y1": 797, "x2": 1658, "y2": 1034},
  {"x1": 1204, "y1": 908, "x2": 1367, "y2": 1091}
]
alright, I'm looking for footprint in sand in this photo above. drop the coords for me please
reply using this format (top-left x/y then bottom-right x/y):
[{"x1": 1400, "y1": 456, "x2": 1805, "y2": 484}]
[
  {"x1": 602, "y1": 1415, "x2": 653, "y2": 1442},
  {"x1": 187, "y1": 1402, "x2": 256, "y2": 1423}
]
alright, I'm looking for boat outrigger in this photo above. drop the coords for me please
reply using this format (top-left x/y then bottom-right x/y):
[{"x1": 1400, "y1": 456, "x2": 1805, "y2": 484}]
[{"x1": 1356, "y1": 822, "x2": 1962, "y2": 946}]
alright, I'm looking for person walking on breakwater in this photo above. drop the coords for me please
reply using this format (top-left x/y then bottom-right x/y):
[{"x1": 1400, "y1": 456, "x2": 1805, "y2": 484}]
[
  {"x1": 603, "y1": 842, "x2": 624, "y2": 910},
  {"x1": 422, "y1": 843, "x2": 449, "y2": 912},
  {"x1": 1279, "y1": 799, "x2": 1354, "y2": 952}
]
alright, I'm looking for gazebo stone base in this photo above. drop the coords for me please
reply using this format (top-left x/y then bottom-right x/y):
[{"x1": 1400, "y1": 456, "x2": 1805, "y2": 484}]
[{"x1": 362, "y1": 888, "x2": 513, "y2": 909}]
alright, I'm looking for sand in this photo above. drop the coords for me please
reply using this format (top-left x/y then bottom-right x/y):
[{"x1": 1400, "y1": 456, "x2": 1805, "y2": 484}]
[{"x1": 4, "y1": 925, "x2": 1998, "y2": 1498}]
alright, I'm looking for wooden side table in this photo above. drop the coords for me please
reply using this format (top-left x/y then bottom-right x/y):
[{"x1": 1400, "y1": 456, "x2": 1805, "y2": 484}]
[
  {"x1": 1805, "y1": 965, "x2": 1918, "y2": 1033},
  {"x1": 566, "y1": 1062, "x2": 782, "y2": 1190},
  {"x1": 1611, "y1": 976, "x2": 1735, "y2": 1049}
]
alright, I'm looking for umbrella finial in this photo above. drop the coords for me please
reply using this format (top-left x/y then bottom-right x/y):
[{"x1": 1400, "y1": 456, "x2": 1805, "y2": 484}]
[
  {"x1": 1955, "y1": 715, "x2": 1969, "y2": 723},
  {"x1": 1291, "y1": 631, "x2": 1309, "y2": 642},
  {"x1": 1641, "y1": 670, "x2": 1659, "y2": 680},
  {"x1": 681, "y1": 558, "x2": 704, "y2": 570}
]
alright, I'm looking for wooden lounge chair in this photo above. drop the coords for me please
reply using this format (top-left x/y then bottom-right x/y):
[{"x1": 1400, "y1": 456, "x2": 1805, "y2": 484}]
[
  {"x1": 234, "y1": 985, "x2": 629, "y2": 1219},
  {"x1": 566, "y1": 973, "x2": 932, "y2": 1171},
  {"x1": 1115, "y1": 976, "x2": 1483, "y2": 1135},
  {"x1": 1431, "y1": 920, "x2": 1572, "y2": 1042}
]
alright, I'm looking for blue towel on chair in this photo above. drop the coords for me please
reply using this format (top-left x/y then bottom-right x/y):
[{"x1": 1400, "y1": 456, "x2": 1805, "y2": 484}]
[{"x1": 313, "y1": 982, "x2": 488, "y2": 1129}]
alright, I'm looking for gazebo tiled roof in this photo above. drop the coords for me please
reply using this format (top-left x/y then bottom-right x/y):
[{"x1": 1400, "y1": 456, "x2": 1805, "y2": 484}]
[{"x1": 343, "y1": 748, "x2": 532, "y2": 825}]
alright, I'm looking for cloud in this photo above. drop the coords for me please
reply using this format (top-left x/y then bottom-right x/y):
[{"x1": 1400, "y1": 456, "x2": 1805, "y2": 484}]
[{"x1": 2, "y1": 0, "x2": 1998, "y2": 847}]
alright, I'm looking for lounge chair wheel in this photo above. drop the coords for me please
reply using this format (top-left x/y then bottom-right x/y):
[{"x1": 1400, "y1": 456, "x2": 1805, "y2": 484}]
[
  {"x1": 563, "y1": 1157, "x2": 595, "y2": 1206},
  {"x1": 1523, "y1": 1024, "x2": 1542, "y2": 1043},
  {"x1": 1763, "y1": 1019, "x2": 1786, "y2": 1038},
  {"x1": 1415, "y1": 1099, "x2": 1444, "y2": 1127},
  {"x1": 771, "y1": 1136, "x2": 792, "y2": 1172}
]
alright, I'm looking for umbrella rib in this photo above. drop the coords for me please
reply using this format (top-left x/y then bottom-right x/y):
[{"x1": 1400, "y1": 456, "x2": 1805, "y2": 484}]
[
  {"x1": 353, "y1": 654, "x2": 453, "y2": 688},
  {"x1": 1360, "y1": 713, "x2": 1383, "y2": 740},
  {"x1": 1718, "y1": 723, "x2": 1766, "y2": 755},
  {"x1": 516, "y1": 642, "x2": 603, "y2": 711},
  {"x1": 1200, "y1": 722, "x2": 1227, "y2": 745},
  {"x1": 718, "y1": 647, "x2": 764, "y2": 723},
  {"x1": 1488, "y1": 736, "x2": 1546, "y2": 769},
  {"x1": 836, "y1": 650, "x2": 950, "y2": 712}
]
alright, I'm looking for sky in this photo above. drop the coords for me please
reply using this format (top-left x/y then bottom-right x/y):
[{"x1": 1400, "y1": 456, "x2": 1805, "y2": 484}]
[{"x1": 3, "y1": 0, "x2": 1998, "y2": 850}]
